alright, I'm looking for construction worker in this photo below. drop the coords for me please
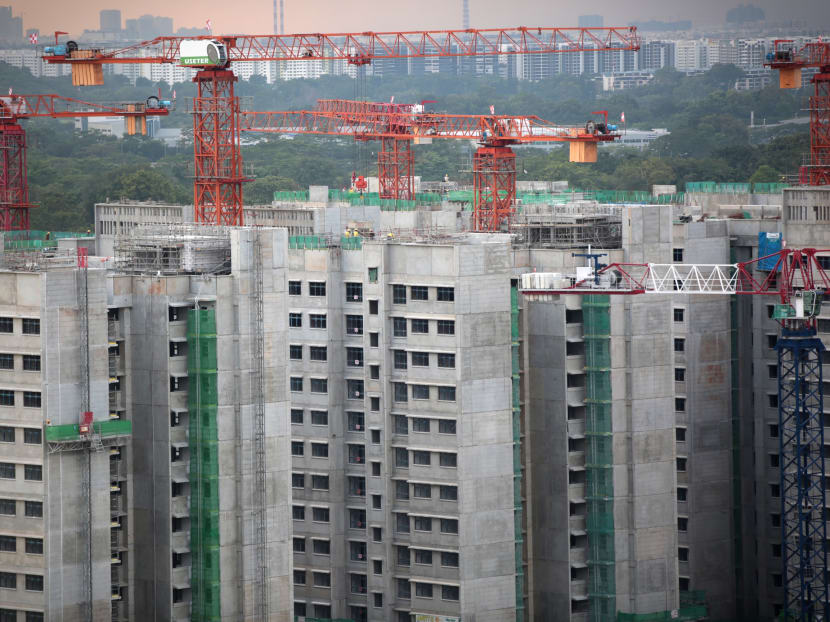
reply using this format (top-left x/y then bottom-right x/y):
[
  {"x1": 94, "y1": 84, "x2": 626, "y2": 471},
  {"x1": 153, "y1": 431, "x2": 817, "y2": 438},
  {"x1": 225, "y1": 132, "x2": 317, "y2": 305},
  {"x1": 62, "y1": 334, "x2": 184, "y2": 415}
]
[{"x1": 45, "y1": 231, "x2": 50, "y2": 241}]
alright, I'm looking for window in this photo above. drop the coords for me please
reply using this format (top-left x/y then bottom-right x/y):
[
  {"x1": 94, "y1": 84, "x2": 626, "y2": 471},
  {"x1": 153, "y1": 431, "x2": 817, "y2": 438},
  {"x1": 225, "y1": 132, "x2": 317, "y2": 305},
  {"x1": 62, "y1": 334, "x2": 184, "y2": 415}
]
[
  {"x1": 673, "y1": 308, "x2": 685, "y2": 322},
  {"x1": 350, "y1": 541, "x2": 368, "y2": 561},
  {"x1": 438, "y1": 386, "x2": 456, "y2": 402},
  {"x1": 394, "y1": 382, "x2": 408, "y2": 402},
  {"x1": 394, "y1": 415, "x2": 408, "y2": 435},
  {"x1": 371, "y1": 461, "x2": 381, "y2": 476},
  {"x1": 395, "y1": 447, "x2": 409, "y2": 467},
  {"x1": 25, "y1": 574, "x2": 43, "y2": 591},
  {"x1": 772, "y1": 543, "x2": 781, "y2": 557},
  {"x1": 23, "y1": 394, "x2": 40, "y2": 411},
  {"x1": 412, "y1": 417, "x2": 430, "y2": 433},
  {"x1": 347, "y1": 411, "x2": 364, "y2": 432},
  {"x1": 22, "y1": 319, "x2": 40, "y2": 335},
  {"x1": 773, "y1": 573, "x2": 783, "y2": 588},
  {"x1": 24, "y1": 465, "x2": 41, "y2": 481},
  {"x1": 411, "y1": 351, "x2": 430, "y2": 367},
  {"x1": 675, "y1": 398, "x2": 686, "y2": 412},
  {"x1": 22, "y1": 355, "x2": 40, "y2": 372},
  {"x1": 346, "y1": 315, "x2": 364, "y2": 335},
  {"x1": 371, "y1": 429, "x2": 380, "y2": 444},
  {"x1": 411, "y1": 286, "x2": 428, "y2": 301},
  {"x1": 678, "y1": 517, "x2": 688, "y2": 531},
  {"x1": 309, "y1": 314, "x2": 327, "y2": 329},
  {"x1": 25, "y1": 538, "x2": 42, "y2": 555},
  {"x1": 0, "y1": 390, "x2": 12, "y2": 406},
  {"x1": 294, "y1": 601, "x2": 306, "y2": 617},
  {"x1": 292, "y1": 441, "x2": 305, "y2": 456},
  {"x1": 767, "y1": 334, "x2": 777, "y2": 349},
  {"x1": 313, "y1": 604, "x2": 331, "y2": 618},
  {"x1": 290, "y1": 377, "x2": 303, "y2": 392},
  {"x1": 768, "y1": 394, "x2": 779, "y2": 408},
  {"x1": 394, "y1": 350, "x2": 408, "y2": 369},
  {"x1": 348, "y1": 444, "x2": 365, "y2": 464},
  {"x1": 676, "y1": 457, "x2": 687, "y2": 472},
  {"x1": 293, "y1": 569, "x2": 306, "y2": 585},
  {"x1": 370, "y1": 396, "x2": 380, "y2": 411},
  {"x1": 439, "y1": 419, "x2": 457, "y2": 435},
  {"x1": 393, "y1": 284, "x2": 407, "y2": 304},
  {"x1": 437, "y1": 287, "x2": 454, "y2": 302},
  {"x1": 371, "y1": 493, "x2": 382, "y2": 509},
  {"x1": 413, "y1": 483, "x2": 431, "y2": 498},
  {"x1": 309, "y1": 346, "x2": 327, "y2": 362},
  {"x1": 289, "y1": 313, "x2": 302, "y2": 328},
  {"x1": 397, "y1": 578, "x2": 411, "y2": 599},
  {"x1": 437, "y1": 320, "x2": 455, "y2": 335},
  {"x1": 311, "y1": 475, "x2": 330, "y2": 490},
  {"x1": 440, "y1": 518, "x2": 459, "y2": 534},
  {"x1": 369, "y1": 300, "x2": 379, "y2": 315},
  {"x1": 290, "y1": 409, "x2": 304, "y2": 424},
  {"x1": 437, "y1": 353, "x2": 455, "y2": 368},
  {"x1": 350, "y1": 509, "x2": 366, "y2": 529},
  {"x1": 768, "y1": 365, "x2": 778, "y2": 379},
  {"x1": 370, "y1": 332, "x2": 379, "y2": 347},
  {"x1": 309, "y1": 281, "x2": 326, "y2": 297},
  {"x1": 674, "y1": 338, "x2": 685, "y2": 352},
  {"x1": 310, "y1": 378, "x2": 328, "y2": 393},
  {"x1": 26, "y1": 613, "x2": 44, "y2": 622},
  {"x1": 770, "y1": 484, "x2": 780, "y2": 498},
  {"x1": 348, "y1": 476, "x2": 365, "y2": 496},
  {"x1": 0, "y1": 318, "x2": 11, "y2": 333},
  {"x1": 413, "y1": 516, "x2": 432, "y2": 532},
  {"x1": 314, "y1": 571, "x2": 332, "y2": 586},
  {"x1": 312, "y1": 507, "x2": 330, "y2": 522},
  {"x1": 311, "y1": 442, "x2": 329, "y2": 458},
  {"x1": 442, "y1": 585, "x2": 460, "y2": 601},
  {"x1": 311, "y1": 410, "x2": 328, "y2": 426},
  {"x1": 393, "y1": 317, "x2": 407, "y2": 337},
  {"x1": 350, "y1": 573, "x2": 368, "y2": 594},
  {"x1": 0, "y1": 426, "x2": 13, "y2": 443},
  {"x1": 0, "y1": 499, "x2": 14, "y2": 515},
  {"x1": 396, "y1": 480, "x2": 410, "y2": 499},
  {"x1": 0, "y1": 463, "x2": 14, "y2": 479},
  {"x1": 290, "y1": 344, "x2": 303, "y2": 360},
  {"x1": 414, "y1": 549, "x2": 433, "y2": 565},
  {"x1": 0, "y1": 354, "x2": 12, "y2": 370},
  {"x1": 370, "y1": 364, "x2": 380, "y2": 380},
  {"x1": 368, "y1": 267, "x2": 378, "y2": 282},
  {"x1": 440, "y1": 485, "x2": 458, "y2": 501},
  {"x1": 288, "y1": 280, "x2": 301, "y2": 296},
  {"x1": 412, "y1": 384, "x2": 430, "y2": 400},
  {"x1": 769, "y1": 424, "x2": 779, "y2": 438},
  {"x1": 24, "y1": 501, "x2": 42, "y2": 517},
  {"x1": 770, "y1": 454, "x2": 780, "y2": 468},
  {"x1": 676, "y1": 427, "x2": 686, "y2": 442},
  {"x1": 347, "y1": 347, "x2": 364, "y2": 367},
  {"x1": 313, "y1": 539, "x2": 331, "y2": 555},
  {"x1": 346, "y1": 282, "x2": 363, "y2": 302},
  {"x1": 293, "y1": 537, "x2": 306, "y2": 552},
  {"x1": 397, "y1": 545, "x2": 411, "y2": 567},
  {"x1": 441, "y1": 551, "x2": 459, "y2": 567},
  {"x1": 413, "y1": 451, "x2": 431, "y2": 466},
  {"x1": 373, "y1": 592, "x2": 383, "y2": 608},
  {"x1": 0, "y1": 572, "x2": 16, "y2": 589},
  {"x1": 347, "y1": 379, "x2": 364, "y2": 399},
  {"x1": 678, "y1": 547, "x2": 689, "y2": 562},
  {"x1": 411, "y1": 319, "x2": 429, "y2": 334},
  {"x1": 415, "y1": 582, "x2": 433, "y2": 598},
  {"x1": 396, "y1": 513, "x2": 410, "y2": 533},
  {"x1": 673, "y1": 248, "x2": 683, "y2": 262},
  {"x1": 675, "y1": 368, "x2": 686, "y2": 382},
  {"x1": 771, "y1": 513, "x2": 781, "y2": 527},
  {"x1": 292, "y1": 473, "x2": 305, "y2": 489},
  {"x1": 440, "y1": 452, "x2": 457, "y2": 468},
  {"x1": 0, "y1": 535, "x2": 15, "y2": 552}
]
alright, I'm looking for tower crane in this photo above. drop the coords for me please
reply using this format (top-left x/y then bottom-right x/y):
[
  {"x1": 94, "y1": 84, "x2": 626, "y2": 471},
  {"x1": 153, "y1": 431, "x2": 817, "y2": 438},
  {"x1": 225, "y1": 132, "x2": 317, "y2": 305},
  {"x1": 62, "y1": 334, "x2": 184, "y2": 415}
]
[
  {"x1": 519, "y1": 248, "x2": 829, "y2": 622},
  {"x1": 42, "y1": 26, "x2": 641, "y2": 226},
  {"x1": 765, "y1": 40, "x2": 830, "y2": 185},
  {"x1": 240, "y1": 99, "x2": 620, "y2": 231},
  {"x1": 0, "y1": 94, "x2": 171, "y2": 231}
]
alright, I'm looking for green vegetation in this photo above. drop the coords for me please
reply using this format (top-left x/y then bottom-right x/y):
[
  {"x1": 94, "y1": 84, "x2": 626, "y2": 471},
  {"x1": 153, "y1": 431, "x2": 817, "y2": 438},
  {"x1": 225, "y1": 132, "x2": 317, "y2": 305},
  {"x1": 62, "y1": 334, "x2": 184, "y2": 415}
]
[{"x1": 2, "y1": 60, "x2": 809, "y2": 230}]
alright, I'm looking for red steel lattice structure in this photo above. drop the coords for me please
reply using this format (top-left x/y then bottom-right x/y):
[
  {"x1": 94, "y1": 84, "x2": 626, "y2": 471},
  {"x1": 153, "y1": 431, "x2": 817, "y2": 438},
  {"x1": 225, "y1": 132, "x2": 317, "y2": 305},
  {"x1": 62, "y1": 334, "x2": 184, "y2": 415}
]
[
  {"x1": 44, "y1": 26, "x2": 640, "y2": 226},
  {"x1": 766, "y1": 41, "x2": 830, "y2": 185},
  {"x1": 0, "y1": 94, "x2": 169, "y2": 231},
  {"x1": 240, "y1": 101, "x2": 620, "y2": 230}
]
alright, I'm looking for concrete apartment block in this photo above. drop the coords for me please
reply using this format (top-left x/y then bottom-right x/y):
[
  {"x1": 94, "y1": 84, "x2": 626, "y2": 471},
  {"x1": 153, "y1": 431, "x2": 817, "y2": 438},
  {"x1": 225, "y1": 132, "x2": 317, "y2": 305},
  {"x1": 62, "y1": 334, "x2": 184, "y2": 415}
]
[{"x1": 285, "y1": 233, "x2": 516, "y2": 622}]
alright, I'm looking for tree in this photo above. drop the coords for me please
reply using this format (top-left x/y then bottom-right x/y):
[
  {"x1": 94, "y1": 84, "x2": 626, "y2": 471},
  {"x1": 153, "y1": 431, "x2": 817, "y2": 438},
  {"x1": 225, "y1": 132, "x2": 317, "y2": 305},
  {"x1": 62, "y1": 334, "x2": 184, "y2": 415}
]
[{"x1": 749, "y1": 164, "x2": 781, "y2": 184}]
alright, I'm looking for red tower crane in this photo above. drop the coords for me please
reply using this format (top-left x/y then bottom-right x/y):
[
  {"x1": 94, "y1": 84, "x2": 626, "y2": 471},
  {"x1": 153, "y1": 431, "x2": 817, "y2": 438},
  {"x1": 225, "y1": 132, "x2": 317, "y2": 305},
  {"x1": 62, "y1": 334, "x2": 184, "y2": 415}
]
[
  {"x1": 240, "y1": 100, "x2": 620, "y2": 231},
  {"x1": 765, "y1": 40, "x2": 830, "y2": 185},
  {"x1": 43, "y1": 26, "x2": 641, "y2": 226},
  {"x1": 0, "y1": 94, "x2": 171, "y2": 231}
]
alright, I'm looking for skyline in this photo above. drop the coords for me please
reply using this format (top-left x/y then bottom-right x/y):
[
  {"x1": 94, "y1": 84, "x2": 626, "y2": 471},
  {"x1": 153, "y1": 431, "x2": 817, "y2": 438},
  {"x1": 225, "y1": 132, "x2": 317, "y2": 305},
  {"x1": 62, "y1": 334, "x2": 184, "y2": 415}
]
[{"x1": 10, "y1": 0, "x2": 830, "y2": 39}]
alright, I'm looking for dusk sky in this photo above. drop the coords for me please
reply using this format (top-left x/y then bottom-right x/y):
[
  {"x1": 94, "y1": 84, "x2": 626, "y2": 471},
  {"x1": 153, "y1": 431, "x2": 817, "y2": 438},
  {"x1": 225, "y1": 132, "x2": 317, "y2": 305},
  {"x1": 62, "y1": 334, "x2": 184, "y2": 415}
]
[{"x1": 11, "y1": 0, "x2": 829, "y2": 38}]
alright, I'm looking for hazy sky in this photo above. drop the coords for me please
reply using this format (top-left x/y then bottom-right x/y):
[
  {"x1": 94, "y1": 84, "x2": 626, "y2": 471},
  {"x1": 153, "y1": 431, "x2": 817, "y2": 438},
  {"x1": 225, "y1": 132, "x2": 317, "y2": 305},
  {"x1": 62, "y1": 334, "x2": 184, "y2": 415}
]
[{"x1": 12, "y1": 0, "x2": 829, "y2": 38}]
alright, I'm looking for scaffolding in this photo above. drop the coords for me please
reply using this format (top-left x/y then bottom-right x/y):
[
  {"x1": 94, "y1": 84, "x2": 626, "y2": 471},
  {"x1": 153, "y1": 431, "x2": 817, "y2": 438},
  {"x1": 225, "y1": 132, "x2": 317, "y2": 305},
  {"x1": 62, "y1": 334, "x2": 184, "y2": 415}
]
[
  {"x1": 188, "y1": 309, "x2": 221, "y2": 621},
  {"x1": 510, "y1": 206, "x2": 622, "y2": 250},
  {"x1": 584, "y1": 295, "x2": 615, "y2": 622},
  {"x1": 113, "y1": 224, "x2": 232, "y2": 275},
  {"x1": 511, "y1": 282, "x2": 526, "y2": 620}
]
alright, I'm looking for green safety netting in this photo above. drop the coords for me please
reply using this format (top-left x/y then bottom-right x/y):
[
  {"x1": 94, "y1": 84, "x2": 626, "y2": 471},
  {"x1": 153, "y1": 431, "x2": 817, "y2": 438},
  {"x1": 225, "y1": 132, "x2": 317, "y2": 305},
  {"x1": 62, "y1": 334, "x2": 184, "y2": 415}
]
[
  {"x1": 273, "y1": 190, "x2": 310, "y2": 201},
  {"x1": 511, "y1": 283, "x2": 526, "y2": 621}
]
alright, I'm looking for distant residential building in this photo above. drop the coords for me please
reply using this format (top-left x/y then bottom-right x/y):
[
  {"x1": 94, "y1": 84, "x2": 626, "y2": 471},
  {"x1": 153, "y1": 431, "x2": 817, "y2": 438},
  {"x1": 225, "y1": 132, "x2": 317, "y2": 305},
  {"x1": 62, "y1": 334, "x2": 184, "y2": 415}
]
[
  {"x1": 735, "y1": 68, "x2": 772, "y2": 90},
  {"x1": 100, "y1": 9, "x2": 121, "y2": 33},
  {"x1": 0, "y1": 5, "x2": 22, "y2": 43},
  {"x1": 613, "y1": 127, "x2": 670, "y2": 148},
  {"x1": 601, "y1": 71, "x2": 655, "y2": 91},
  {"x1": 675, "y1": 39, "x2": 708, "y2": 71},
  {"x1": 578, "y1": 14, "x2": 604, "y2": 28},
  {"x1": 638, "y1": 40, "x2": 675, "y2": 70}
]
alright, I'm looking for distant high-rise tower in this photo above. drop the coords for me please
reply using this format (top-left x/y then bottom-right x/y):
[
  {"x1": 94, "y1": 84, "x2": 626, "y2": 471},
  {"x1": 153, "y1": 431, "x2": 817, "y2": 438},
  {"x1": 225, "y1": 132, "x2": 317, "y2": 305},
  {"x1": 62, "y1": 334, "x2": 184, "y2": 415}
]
[
  {"x1": 274, "y1": 0, "x2": 284, "y2": 34},
  {"x1": 100, "y1": 9, "x2": 121, "y2": 33},
  {"x1": 463, "y1": 0, "x2": 469, "y2": 29},
  {"x1": 273, "y1": 0, "x2": 278, "y2": 34},
  {"x1": 578, "y1": 14, "x2": 604, "y2": 28},
  {"x1": 280, "y1": 0, "x2": 284, "y2": 34}
]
